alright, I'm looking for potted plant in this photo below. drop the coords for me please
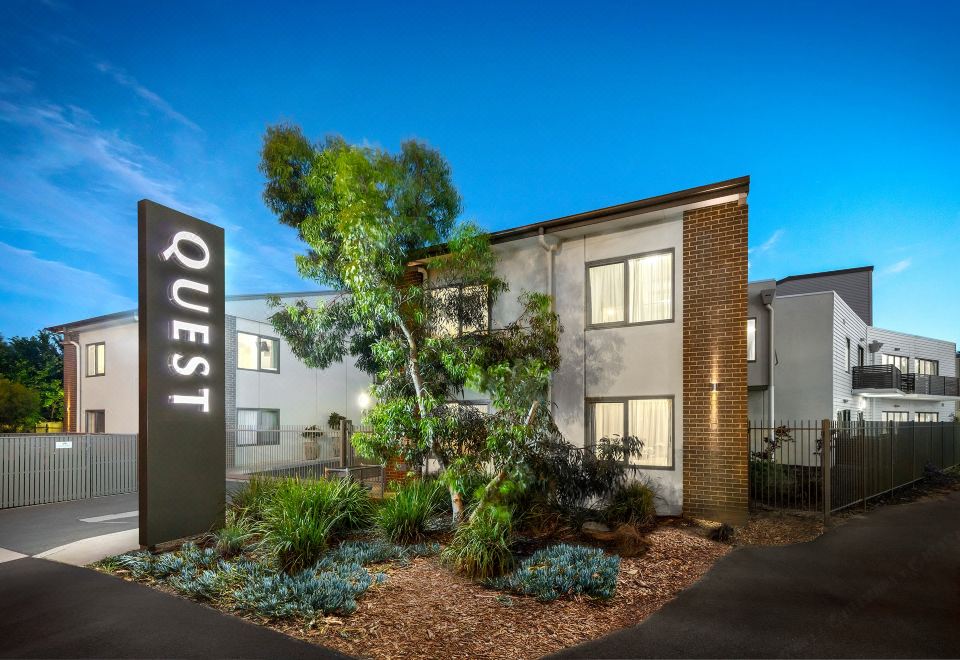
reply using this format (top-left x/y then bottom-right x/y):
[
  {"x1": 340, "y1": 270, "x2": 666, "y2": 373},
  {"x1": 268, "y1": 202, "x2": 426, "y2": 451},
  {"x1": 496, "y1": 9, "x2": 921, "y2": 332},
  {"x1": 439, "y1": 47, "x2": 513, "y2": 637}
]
[{"x1": 302, "y1": 425, "x2": 323, "y2": 460}]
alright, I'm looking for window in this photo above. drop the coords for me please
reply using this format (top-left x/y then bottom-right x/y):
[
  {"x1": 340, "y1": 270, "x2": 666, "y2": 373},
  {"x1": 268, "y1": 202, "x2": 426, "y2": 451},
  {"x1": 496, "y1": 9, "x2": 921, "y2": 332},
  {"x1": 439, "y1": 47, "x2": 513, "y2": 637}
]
[
  {"x1": 237, "y1": 332, "x2": 279, "y2": 372},
  {"x1": 916, "y1": 412, "x2": 939, "y2": 423},
  {"x1": 236, "y1": 409, "x2": 280, "y2": 446},
  {"x1": 587, "y1": 250, "x2": 673, "y2": 327},
  {"x1": 845, "y1": 338, "x2": 851, "y2": 372},
  {"x1": 747, "y1": 318, "x2": 757, "y2": 361},
  {"x1": 858, "y1": 345, "x2": 865, "y2": 368},
  {"x1": 881, "y1": 411, "x2": 909, "y2": 423},
  {"x1": 428, "y1": 285, "x2": 490, "y2": 337},
  {"x1": 916, "y1": 359, "x2": 939, "y2": 376},
  {"x1": 85, "y1": 342, "x2": 105, "y2": 377},
  {"x1": 85, "y1": 410, "x2": 105, "y2": 433},
  {"x1": 588, "y1": 397, "x2": 673, "y2": 468},
  {"x1": 880, "y1": 353, "x2": 909, "y2": 373}
]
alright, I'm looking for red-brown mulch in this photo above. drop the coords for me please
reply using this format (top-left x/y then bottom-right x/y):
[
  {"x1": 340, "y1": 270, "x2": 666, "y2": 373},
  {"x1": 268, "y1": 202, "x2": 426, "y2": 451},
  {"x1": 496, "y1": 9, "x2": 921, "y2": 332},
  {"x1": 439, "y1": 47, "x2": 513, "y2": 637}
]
[{"x1": 267, "y1": 524, "x2": 729, "y2": 659}]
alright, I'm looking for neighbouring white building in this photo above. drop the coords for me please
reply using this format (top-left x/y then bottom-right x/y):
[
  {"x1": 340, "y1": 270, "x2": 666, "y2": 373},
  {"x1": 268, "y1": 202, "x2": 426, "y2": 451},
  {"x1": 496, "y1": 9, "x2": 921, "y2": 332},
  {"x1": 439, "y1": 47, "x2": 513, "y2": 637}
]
[
  {"x1": 747, "y1": 266, "x2": 959, "y2": 424},
  {"x1": 51, "y1": 177, "x2": 752, "y2": 522}
]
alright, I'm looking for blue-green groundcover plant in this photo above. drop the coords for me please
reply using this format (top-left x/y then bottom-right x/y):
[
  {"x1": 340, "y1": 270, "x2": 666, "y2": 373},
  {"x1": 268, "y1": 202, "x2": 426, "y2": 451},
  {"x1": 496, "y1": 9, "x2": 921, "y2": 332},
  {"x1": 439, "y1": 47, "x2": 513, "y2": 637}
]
[
  {"x1": 114, "y1": 540, "x2": 439, "y2": 618},
  {"x1": 488, "y1": 544, "x2": 620, "y2": 602}
]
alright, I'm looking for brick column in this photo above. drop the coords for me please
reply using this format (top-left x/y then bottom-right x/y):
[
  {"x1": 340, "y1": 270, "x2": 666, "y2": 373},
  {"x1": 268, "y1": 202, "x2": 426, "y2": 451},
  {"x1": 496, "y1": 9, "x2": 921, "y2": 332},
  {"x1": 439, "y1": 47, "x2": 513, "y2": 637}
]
[
  {"x1": 62, "y1": 332, "x2": 79, "y2": 432},
  {"x1": 682, "y1": 199, "x2": 749, "y2": 524}
]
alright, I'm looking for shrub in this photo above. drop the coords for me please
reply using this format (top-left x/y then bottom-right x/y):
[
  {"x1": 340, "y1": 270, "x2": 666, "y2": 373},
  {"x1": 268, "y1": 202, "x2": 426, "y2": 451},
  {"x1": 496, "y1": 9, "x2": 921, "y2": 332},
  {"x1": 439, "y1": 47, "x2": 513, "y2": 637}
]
[
  {"x1": 489, "y1": 544, "x2": 620, "y2": 602},
  {"x1": 212, "y1": 510, "x2": 255, "y2": 557},
  {"x1": 442, "y1": 505, "x2": 514, "y2": 579},
  {"x1": 604, "y1": 480, "x2": 658, "y2": 528},
  {"x1": 0, "y1": 377, "x2": 41, "y2": 432},
  {"x1": 257, "y1": 478, "x2": 372, "y2": 571},
  {"x1": 228, "y1": 475, "x2": 281, "y2": 518},
  {"x1": 376, "y1": 479, "x2": 446, "y2": 543},
  {"x1": 321, "y1": 539, "x2": 440, "y2": 567}
]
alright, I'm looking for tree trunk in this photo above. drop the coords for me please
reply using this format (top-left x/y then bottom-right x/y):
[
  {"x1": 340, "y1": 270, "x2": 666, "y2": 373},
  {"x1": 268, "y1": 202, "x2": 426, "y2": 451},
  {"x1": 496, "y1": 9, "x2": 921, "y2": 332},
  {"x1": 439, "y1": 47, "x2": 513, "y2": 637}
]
[{"x1": 449, "y1": 485, "x2": 465, "y2": 524}]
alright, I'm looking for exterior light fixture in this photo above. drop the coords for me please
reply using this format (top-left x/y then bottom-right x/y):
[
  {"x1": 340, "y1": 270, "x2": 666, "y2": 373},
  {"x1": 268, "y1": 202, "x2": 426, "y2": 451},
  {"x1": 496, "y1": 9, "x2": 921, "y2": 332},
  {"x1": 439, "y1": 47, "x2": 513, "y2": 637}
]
[
  {"x1": 358, "y1": 392, "x2": 371, "y2": 409},
  {"x1": 709, "y1": 382, "x2": 720, "y2": 392}
]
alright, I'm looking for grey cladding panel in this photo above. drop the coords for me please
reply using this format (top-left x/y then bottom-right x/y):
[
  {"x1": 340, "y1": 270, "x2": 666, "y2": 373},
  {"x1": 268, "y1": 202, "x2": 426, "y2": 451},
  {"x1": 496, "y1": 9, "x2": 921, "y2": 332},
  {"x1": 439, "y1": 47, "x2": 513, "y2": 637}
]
[{"x1": 777, "y1": 269, "x2": 872, "y2": 325}]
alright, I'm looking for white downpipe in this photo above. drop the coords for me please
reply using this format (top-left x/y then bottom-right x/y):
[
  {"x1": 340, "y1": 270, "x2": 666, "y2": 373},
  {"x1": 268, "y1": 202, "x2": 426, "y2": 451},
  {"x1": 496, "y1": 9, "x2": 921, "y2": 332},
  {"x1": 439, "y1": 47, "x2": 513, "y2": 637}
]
[
  {"x1": 65, "y1": 339, "x2": 82, "y2": 432},
  {"x1": 538, "y1": 228, "x2": 558, "y2": 405},
  {"x1": 764, "y1": 302, "x2": 775, "y2": 425}
]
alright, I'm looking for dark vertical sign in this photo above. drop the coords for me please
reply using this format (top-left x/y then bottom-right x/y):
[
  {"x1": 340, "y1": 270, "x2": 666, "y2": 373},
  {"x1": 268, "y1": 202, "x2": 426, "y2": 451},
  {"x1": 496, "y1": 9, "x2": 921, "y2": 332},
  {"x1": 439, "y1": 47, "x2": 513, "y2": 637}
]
[{"x1": 138, "y1": 200, "x2": 225, "y2": 547}]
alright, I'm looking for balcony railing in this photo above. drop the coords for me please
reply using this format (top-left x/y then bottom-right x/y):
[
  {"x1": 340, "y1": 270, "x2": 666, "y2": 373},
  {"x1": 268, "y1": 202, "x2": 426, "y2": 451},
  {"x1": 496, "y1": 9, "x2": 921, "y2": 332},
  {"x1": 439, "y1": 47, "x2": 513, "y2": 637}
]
[{"x1": 852, "y1": 365, "x2": 960, "y2": 397}]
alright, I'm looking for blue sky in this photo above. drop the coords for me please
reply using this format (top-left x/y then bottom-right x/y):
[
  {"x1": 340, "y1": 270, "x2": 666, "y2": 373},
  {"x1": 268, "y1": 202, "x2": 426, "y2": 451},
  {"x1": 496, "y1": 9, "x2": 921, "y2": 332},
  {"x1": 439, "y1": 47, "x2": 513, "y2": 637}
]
[{"x1": 0, "y1": 1, "x2": 957, "y2": 343}]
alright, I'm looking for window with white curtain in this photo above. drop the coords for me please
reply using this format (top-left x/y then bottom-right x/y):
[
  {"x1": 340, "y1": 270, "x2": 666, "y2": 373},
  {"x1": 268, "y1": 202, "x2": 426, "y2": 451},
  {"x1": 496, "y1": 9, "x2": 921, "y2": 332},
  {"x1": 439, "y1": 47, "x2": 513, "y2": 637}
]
[
  {"x1": 86, "y1": 342, "x2": 105, "y2": 376},
  {"x1": 916, "y1": 412, "x2": 939, "y2": 422},
  {"x1": 880, "y1": 353, "x2": 909, "y2": 373},
  {"x1": 881, "y1": 411, "x2": 909, "y2": 423},
  {"x1": 747, "y1": 319, "x2": 757, "y2": 361},
  {"x1": 588, "y1": 250, "x2": 672, "y2": 327},
  {"x1": 916, "y1": 359, "x2": 939, "y2": 376},
  {"x1": 238, "y1": 332, "x2": 279, "y2": 372},
  {"x1": 589, "y1": 397, "x2": 673, "y2": 468},
  {"x1": 236, "y1": 408, "x2": 280, "y2": 446}
]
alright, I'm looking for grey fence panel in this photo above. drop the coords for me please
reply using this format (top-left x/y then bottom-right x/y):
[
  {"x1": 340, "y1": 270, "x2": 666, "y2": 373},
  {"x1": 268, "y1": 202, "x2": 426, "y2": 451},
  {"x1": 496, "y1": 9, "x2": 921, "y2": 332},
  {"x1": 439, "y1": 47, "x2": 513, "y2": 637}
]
[{"x1": 0, "y1": 434, "x2": 137, "y2": 509}]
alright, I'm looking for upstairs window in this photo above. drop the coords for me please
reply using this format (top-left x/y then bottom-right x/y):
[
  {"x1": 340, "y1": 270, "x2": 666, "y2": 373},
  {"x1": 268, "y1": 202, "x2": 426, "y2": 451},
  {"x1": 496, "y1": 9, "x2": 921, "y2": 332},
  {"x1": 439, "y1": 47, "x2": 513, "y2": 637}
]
[
  {"x1": 238, "y1": 332, "x2": 279, "y2": 372},
  {"x1": 845, "y1": 338, "x2": 851, "y2": 372},
  {"x1": 858, "y1": 345, "x2": 865, "y2": 368},
  {"x1": 916, "y1": 359, "x2": 939, "y2": 376},
  {"x1": 747, "y1": 319, "x2": 757, "y2": 361},
  {"x1": 880, "y1": 353, "x2": 909, "y2": 373},
  {"x1": 86, "y1": 342, "x2": 105, "y2": 377},
  {"x1": 588, "y1": 250, "x2": 673, "y2": 327},
  {"x1": 428, "y1": 285, "x2": 490, "y2": 337}
]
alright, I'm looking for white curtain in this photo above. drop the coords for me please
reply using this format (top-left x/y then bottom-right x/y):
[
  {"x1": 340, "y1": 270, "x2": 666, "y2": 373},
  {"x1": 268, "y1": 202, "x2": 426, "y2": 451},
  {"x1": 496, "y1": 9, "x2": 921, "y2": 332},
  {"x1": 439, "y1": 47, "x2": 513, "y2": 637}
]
[
  {"x1": 746, "y1": 319, "x2": 756, "y2": 360},
  {"x1": 628, "y1": 398, "x2": 672, "y2": 467},
  {"x1": 592, "y1": 402, "x2": 624, "y2": 444},
  {"x1": 589, "y1": 263, "x2": 624, "y2": 324},
  {"x1": 237, "y1": 332, "x2": 259, "y2": 370},
  {"x1": 237, "y1": 409, "x2": 258, "y2": 446},
  {"x1": 628, "y1": 252, "x2": 672, "y2": 323}
]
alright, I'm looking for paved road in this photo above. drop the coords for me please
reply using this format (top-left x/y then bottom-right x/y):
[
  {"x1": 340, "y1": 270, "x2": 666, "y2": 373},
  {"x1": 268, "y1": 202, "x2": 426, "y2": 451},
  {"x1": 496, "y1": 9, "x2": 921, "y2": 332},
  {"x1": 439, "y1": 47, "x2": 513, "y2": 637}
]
[
  {"x1": 556, "y1": 490, "x2": 960, "y2": 658},
  {"x1": 0, "y1": 557, "x2": 346, "y2": 658}
]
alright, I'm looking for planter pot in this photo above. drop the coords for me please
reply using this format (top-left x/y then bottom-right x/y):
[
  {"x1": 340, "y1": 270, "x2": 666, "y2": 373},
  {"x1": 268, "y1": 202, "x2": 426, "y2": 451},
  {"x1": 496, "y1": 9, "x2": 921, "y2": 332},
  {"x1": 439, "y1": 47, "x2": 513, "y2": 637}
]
[{"x1": 304, "y1": 440, "x2": 320, "y2": 461}]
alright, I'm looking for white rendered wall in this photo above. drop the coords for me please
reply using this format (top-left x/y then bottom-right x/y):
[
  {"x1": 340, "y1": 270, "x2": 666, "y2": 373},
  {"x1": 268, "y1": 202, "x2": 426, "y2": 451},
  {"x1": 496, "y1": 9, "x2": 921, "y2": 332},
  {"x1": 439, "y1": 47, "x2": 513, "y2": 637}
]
[{"x1": 76, "y1": 321, "x2": 139, "y2": 434}]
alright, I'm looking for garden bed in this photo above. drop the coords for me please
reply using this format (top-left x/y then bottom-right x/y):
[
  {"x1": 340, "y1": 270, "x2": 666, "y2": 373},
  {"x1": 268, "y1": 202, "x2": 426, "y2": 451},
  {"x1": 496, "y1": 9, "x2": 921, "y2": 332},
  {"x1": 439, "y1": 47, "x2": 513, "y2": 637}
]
[{"x1": 98, "y1": 522, "x2": 727, "y2": 660}]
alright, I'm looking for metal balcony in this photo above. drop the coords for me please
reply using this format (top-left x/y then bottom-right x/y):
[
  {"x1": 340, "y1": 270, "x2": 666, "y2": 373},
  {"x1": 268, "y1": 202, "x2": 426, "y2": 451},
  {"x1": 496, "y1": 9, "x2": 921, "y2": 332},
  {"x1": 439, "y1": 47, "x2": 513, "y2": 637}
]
[{"x1": 852, "y1": 365, "x2": 960, "y2": 399}]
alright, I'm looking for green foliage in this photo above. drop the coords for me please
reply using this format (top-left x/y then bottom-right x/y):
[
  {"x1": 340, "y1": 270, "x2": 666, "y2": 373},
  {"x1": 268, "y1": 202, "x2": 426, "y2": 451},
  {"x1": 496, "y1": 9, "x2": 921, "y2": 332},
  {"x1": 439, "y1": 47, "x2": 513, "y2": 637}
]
[
  {"x1": 257, "y1": 478, "x2": 373, "y2": 571},
  {"x1": 0, "y1": 331, "x2": 63, "y2": 422},
  {"x1": 441, "y1": 504, "x2": 514, "y2": 579},
  {"x1": 327, "y1": 411, "x2": 346, "y2": 428},
  {"x1": 376, "y1": 479, "x2": 446, "y2": 543},
  {"x1": 320, "y1": 539, "x2": 440, "y2": 567},
  {"x1": 0, "y1": 377, "x2": 41, "y2": 432},
  {"x1": 604, "y1": 481, "x2": 659, "y2": 528},
  {"x1": 211, "y1": 511, "x2": 255, "y2": 558},
  {"x1": 228, "y1": 475, "x2": 282, "y2": 519},
  {"x1": 489, "y1": 544, "x2": 620, "y2": 602}
]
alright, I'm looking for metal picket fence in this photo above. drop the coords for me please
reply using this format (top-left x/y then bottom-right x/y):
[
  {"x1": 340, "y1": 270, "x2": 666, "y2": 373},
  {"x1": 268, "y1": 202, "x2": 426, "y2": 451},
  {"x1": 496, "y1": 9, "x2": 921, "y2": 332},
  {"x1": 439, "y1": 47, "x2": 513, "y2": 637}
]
[
  {"x1": 749, "y1": 420, "x2": 960, "y2": 522},
  {"x1": 0, "y1": 433, "x2": 138, "y2": 509}
]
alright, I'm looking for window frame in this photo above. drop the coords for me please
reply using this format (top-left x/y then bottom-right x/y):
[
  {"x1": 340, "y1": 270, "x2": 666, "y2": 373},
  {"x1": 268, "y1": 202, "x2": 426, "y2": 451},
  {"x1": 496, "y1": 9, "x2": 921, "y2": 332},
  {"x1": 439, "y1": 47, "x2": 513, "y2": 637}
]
[
  {"x1": 585, "y1": 248, "x2": 675, "y2": 330},
  {"x1": 915, "y1": 358, "x2": 939, "y2": 376},
  {"x1": 880, "y1": 353, "x2": 909, "y2": 373},
  {"x1": 237, "y1": 332, "x2": 281, "y2": 373},
  {"x1": 236, "y1": 408, "x2": 281, "y2": 446},
  {"x1": 85, "y1": 342, "x2": 106, "y2": 377},
  {"x1": 85, "y1": 409, "x2": 105, "y2": 433},
  {"x1": 747, "y1": 318, "x2": 757, "y2": 362},
  {"x1": 881, "y1": 410, "x2": 909, "y2": 423},
  {"x1": 845, "y1": 338, "x2": 851, "y2": 373},
  {"x1": 916, "y1": 412, "x2": 939, "y2": 423},
  {"x1": 426, "y1": 284, "x2": 492, "y2": 337},
  {"x1": 586, "y1": 395, "x2": 675, "y2": 470},
  {"x1": 857, "y1": 345, "x2": 865, "y2": 368}
]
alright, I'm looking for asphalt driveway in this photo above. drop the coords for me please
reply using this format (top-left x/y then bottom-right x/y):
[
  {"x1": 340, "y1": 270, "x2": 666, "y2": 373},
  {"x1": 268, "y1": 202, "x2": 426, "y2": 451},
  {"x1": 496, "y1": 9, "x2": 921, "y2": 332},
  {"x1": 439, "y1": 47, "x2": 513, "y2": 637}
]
[{"x1": 557, "y1": 490, "x2": 960, "y2": 658}]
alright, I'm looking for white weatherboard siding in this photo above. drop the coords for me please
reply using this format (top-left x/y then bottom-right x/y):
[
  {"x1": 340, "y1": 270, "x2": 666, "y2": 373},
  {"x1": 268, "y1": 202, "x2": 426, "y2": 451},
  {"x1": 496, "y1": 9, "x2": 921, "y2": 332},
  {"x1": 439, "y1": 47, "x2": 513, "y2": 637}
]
[
  {"x1": 832, "y1": 293, "x2": 868, "y2": 421},
  {"x1": 76, "y1": 321, "x2": 139, "y2": 433}
]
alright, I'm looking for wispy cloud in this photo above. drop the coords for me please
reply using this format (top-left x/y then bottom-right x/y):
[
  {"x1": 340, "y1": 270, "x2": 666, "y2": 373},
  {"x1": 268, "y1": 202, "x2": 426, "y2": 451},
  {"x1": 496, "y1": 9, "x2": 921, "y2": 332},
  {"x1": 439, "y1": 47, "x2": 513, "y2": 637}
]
[
  {"x1": 749, "y1": 228, "x2": 784, "y2": 255},
  {"x1": 883, "y1": 258, "x2": 912, "y2": 275},
  {"x1": 95, "y1": 61, "x2": 201, "y2": 132}
]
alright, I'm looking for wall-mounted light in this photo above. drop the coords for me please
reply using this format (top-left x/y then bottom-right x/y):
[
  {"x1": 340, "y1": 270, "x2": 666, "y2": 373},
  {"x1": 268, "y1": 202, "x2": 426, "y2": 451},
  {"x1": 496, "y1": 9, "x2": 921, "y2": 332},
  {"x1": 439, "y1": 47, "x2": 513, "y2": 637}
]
[
  {"x1": 709, "y1": 382, "x2": 720, "y2": 392},
  {"x1": 358, "y1": 392, "x2": 371, "y2": 409}
]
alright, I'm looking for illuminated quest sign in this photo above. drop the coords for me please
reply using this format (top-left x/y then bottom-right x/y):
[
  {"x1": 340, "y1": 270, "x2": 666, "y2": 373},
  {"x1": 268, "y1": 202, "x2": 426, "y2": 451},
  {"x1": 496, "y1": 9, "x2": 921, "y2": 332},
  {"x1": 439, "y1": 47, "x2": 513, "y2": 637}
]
[{"x1": 138, "y1": 200, "x2": 225, "y2": 547}]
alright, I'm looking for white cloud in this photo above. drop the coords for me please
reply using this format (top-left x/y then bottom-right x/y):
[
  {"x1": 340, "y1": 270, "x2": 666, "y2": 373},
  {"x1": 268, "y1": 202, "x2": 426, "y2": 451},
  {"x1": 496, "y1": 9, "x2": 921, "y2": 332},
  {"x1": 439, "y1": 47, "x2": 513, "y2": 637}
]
[
  {"x1": 749, "y1": 228, "x2": 784, "y2": 255},
  {"x1": 883, "y1": 258, "x2": 911, "y2": 275},
  {"x1": 95, "y1": 61, "x2": 201, "y2": 132}
]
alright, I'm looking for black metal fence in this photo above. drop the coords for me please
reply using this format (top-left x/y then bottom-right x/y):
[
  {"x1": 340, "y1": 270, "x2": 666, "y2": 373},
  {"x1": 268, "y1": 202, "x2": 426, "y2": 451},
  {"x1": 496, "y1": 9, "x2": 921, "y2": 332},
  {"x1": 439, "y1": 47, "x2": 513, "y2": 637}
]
[{"x1": 749, "y1": 420, "x2": 960, "y2": 521}]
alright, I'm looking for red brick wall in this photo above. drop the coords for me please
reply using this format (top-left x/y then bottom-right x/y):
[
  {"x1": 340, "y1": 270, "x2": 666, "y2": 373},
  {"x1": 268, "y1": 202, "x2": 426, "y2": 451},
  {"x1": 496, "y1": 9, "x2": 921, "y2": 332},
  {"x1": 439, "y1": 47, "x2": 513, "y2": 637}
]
[
  {"x1": 62, "y1": 332, "x2": 78, "y2": 432},
  {"x1": 682, "y1": 199, "x2": 749, "y2": 524}
]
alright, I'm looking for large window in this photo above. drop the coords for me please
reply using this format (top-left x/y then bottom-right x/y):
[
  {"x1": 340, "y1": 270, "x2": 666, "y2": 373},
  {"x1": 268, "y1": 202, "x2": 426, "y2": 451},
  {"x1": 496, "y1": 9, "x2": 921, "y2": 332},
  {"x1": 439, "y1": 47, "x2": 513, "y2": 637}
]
[
  {"x1": 236, "y1": 409, "x2": 280, "y2": 446},
  {"x1": 85, "y1": 410, "x2": 105, "y2": 433},
  {"x1": 237, "y1": 332, "x2": 279, "y2": 372},
  {"x1": 880, "y1": 353, "x2": 909, "y2": 373},
  {"x1": 881, "y1": 411, "x2": 909, "y2": 423},
  {"x1": 747, "y1": 318, "x2": 757, "y2": 361},
  {"x1": 86, "y1": 342, "x2": 105, "y2": 377},
  {"x1": 588, "y1": 397, "x2": 673, "y2": 468},
  {"x1": 587, "y1": 250, "x2": 673, "y2": 327},
  {"x1": 916, "y1": 359, "x2": 939, "y2": 376},
  {"x1": 428, "y1": 285, "x2": 490, "y2": 337},
  {"x1": 916, "y1": 412, "x2": 939, "y2": 422}
]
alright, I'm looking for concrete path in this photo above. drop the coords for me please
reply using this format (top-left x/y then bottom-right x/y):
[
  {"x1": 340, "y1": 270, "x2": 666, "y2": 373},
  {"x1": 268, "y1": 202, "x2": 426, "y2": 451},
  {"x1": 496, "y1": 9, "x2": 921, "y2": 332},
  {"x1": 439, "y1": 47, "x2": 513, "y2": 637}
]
[
  {"x1": 556, "y1": 491, "x2": 960, "y2": 658},
  {"x1": 0, "y1": 557, "x2": 346, "y2": 658}
]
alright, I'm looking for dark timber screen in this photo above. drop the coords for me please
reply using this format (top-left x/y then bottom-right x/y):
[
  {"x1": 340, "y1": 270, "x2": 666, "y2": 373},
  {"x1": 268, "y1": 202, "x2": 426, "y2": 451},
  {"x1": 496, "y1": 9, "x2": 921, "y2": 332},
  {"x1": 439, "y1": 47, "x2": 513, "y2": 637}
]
[{"x1": 749, "y1": 420, "x2": 960, "y2": 522}]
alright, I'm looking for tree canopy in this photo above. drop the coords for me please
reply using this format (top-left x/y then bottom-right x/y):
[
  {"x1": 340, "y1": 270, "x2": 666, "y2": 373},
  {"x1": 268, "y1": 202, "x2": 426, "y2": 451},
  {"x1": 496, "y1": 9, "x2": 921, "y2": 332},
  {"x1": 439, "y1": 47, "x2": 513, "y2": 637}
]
[{"x1": 0, "y1": 330, "x2": 63, "y2": 422}]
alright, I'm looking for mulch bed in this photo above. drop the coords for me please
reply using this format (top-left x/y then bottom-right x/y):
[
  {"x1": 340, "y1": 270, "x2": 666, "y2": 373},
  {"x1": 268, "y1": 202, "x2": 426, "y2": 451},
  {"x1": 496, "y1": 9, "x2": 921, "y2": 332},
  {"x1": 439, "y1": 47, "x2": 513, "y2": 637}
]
[{"x1": 263, "y1": 523, "x2": 728, "y2": 659}]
